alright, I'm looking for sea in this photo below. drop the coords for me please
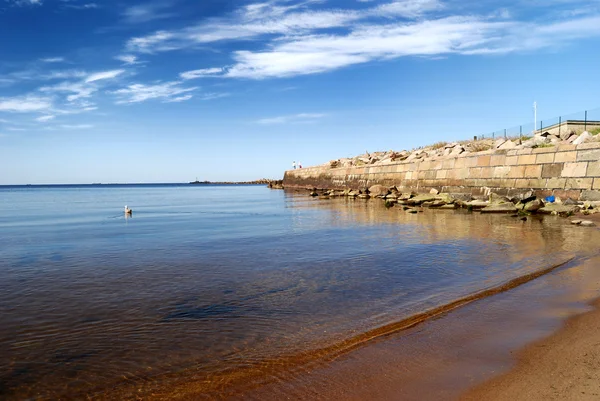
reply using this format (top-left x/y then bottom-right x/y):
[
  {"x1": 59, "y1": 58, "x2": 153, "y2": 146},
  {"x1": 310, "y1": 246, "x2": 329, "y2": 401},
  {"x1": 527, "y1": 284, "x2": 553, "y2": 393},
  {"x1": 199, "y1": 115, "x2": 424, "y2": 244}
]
[{"x1": 1, "y1": 184, "x2": 600, "y2": 400}]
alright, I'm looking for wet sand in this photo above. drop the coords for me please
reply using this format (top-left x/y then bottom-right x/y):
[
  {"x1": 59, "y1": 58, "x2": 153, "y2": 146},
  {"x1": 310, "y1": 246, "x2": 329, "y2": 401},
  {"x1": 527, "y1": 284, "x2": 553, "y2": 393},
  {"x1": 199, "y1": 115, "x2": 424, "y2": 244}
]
[{"x1": 462, "y1": 296, "x2": 600, "y2": 401}]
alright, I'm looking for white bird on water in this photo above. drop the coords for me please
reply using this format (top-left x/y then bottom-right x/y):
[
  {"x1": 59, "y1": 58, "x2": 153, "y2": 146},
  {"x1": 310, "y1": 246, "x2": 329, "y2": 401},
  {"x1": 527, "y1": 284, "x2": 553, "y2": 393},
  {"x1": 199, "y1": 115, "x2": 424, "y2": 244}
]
[{"x1": 124, "y1": 205, "x2": 132, "y2": 215}]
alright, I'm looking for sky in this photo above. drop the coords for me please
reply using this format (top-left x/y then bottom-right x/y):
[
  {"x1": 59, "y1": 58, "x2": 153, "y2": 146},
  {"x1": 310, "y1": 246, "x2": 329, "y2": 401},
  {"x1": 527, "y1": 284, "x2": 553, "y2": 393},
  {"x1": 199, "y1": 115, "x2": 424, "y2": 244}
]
[{"x1": 1, "y1": 0, "x2": 600, "y2": 184}]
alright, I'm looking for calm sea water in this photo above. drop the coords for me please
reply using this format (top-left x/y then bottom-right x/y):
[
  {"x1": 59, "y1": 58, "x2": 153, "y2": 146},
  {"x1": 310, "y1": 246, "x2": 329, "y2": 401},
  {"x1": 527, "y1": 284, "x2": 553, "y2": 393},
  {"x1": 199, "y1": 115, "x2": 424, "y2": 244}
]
[{"x1": 0, "y1": 185, "x2": 592, "y2": 399}]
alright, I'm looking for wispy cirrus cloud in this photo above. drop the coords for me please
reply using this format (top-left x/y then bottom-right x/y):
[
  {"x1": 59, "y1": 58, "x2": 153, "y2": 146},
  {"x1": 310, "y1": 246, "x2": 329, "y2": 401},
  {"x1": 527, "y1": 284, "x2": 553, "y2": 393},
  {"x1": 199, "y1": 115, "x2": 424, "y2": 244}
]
[
  {"x1": 114, "y1": 54, "x2": 142, "y2": 65},
  {"x1": 60, "y1": 124, "x2": 94, "y2": 129},
  {"x1": 35, "y1": 115, "x2": 55, "y2": 122},
  {"x1": 256, "y1": 113, "x2": 327, "y2": 125},
  {"x1": 179, "y1": 68, "x2": 224, "y2": 80},
  {"x1": 124, "y1": 0, "x2": 600, "y2": 80},
  {"x1": 122, "y1": 1, "x2": 176, "y2": 24},
  {"x1": 40, "y1": 57, "x2": 65, "y2": 63},
  {"x1": 85, "y1": 69, "x2": 125, "y2": 83},
  {"x1": 125, "y1": 0, "x2": 444, "y2": 53},
  {"x1": 7, "y1": 0, "x2": 42, "y2": 6},
  {"x1": 111, "y1": 81, "x2": 197, "y2": 104},
  {"x1": 0, "y1": 95, "x2": 52, "y2": 113}
]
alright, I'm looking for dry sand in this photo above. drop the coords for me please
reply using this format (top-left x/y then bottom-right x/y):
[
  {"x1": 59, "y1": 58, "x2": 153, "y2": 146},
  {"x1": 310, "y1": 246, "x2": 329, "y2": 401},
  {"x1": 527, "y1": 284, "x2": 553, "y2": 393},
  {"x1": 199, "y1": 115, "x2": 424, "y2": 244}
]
[{"x1": 461, "y1": 297, "x2": 600, "y2": 400}]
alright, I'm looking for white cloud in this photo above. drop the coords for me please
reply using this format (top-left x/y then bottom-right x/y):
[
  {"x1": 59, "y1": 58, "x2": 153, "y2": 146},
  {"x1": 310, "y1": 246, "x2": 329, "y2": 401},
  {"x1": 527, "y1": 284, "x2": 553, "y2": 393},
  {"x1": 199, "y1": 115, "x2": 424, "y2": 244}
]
[
  {"x1": 126, "y1": 0, "x2": 443, "y2": 53},
  {"x1": 179, "y1": 68, "x2": 224, "y2": 80},
  {"x1": 85, "y1": 69, "x2": 125, "y2": 83},
  {"x1": 9, "y1": 0, "x2": 42, "y2": 6},
  {"x1": 256, "y1": 113, "x2": 327, "y2": 125},
  {"x1": 0, "y1": 95, "x2": 52, "y2": 112},
  {"x1": 60, "y1": 124, "x2": 94, "y2": 129},
  {"x1": 35, "y1": 115, "x2": 55, "y2": 122},
  {"x1": 111, "y1": 81, "x2": 197, "y2": 103},
  {"x1": 40, "y1": 81, "x2": 97, "y2": 102},
  {"x1": 115, "y1": 54, "x2": 141, "y2": 65},
  {"x1": 122, "y1": 0, "x2": 600, "y2": 80},
  {"x1": 40, "y1": 57, "x2": 65, "y2": 63},
  {"x1": 164, "y1": 94, "x2": 193, "y2": 103},
  {"x1": 44, "y1": 70, "x2": 87, "y2": 80},
  {"x1": 122, "y1": 2, "x2": 175, "y2": 23},
  {"x1": 64, "y1": 3, "x2": 98, "y2": 10}
]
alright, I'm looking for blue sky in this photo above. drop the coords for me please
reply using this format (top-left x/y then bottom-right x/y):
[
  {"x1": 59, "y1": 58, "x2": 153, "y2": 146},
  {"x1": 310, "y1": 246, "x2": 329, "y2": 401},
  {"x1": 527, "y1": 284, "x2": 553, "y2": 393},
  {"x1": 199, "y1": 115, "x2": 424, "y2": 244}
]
[{"x1": 1, "y1": 0, "x2": 600, "y2": 184}]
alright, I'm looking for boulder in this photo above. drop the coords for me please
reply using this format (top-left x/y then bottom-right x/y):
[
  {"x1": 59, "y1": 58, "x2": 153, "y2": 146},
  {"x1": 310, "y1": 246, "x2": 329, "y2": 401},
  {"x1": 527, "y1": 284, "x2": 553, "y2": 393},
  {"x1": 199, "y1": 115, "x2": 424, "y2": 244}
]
[
  {"x1": 489, "y1": 192, "x2": 512, "y2": 204},
  {"x1": 428, "y1": 200, "x2": 448, "y2": 208},
  {"x1": 406, "y1": 194, "x2": 437, "y2": 205},
  {"x1": 368, "y1": 184, "x2": 389, "y2": 197},
  {"x1": 438, "y1": 203, "x2": 459, "y2": 209},
  {"x1": 522, "y1": 136, "x2": 547, "y2": 148},
  {"x1": 435, "y1": 193, "x2": 455, "y2": 204},
  {"x1": 571, "y1": 219, "x2": 583, "y2": 225},
  {"x1": 498, "y1": 140, "x2": 517, "y2": 150},
  {"x1": 538, "y1": 204, "x2": 579, "y2": 215},
  {"x1": 581, "y1": 220, "x2": 595, "y2": 227},
  {"x1": 494, "y1": 138, "x2": 507, "y2": 148},
  {"x1": 480, "y1": 203, "x2": 518, "y2": 213},
  {"x1": 524, "y1": 199, "x2": 543, "y2": 212},
  {"x1": 430, "y1": 188, "x2": 440, "y2": 195},
  {"x1": 573, "y1": 131, "x2": 592, "y2": 145},
  {"x1": 450, "y1": 145, "x2": 465, "y2": 156},
  {"x1": 560, "y1": 130, "x2": 575, "y2": 141},
  {"x1": 465, "y1": 200, "x2": 489, "y2": 209}
]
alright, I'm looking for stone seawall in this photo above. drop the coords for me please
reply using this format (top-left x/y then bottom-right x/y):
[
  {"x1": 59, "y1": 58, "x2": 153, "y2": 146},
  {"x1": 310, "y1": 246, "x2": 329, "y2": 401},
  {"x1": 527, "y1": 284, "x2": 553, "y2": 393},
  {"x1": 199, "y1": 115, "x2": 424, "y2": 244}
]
[{"x1": 284, "y1": 142, "x2": 600, "y2": 201}]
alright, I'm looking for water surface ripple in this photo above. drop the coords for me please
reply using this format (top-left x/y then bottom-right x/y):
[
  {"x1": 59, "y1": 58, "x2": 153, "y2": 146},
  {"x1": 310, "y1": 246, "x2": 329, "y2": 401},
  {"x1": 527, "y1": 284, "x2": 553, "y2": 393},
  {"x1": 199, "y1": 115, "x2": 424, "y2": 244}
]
[{"x1": 0, "y1": 185, "x2": 593, "y2": 399}]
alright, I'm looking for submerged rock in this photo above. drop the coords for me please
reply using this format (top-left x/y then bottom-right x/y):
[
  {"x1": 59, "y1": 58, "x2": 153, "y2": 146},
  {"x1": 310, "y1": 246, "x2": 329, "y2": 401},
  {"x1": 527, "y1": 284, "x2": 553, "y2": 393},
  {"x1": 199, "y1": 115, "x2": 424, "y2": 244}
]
[
  {"x1": 480, "y1": 203, "x2": 518, "y2": 213},
  {"x1": 465, "y1": 200, "x2": 489, "y2": 210},
  {"x1": 406, "y1": 194, "x2": 437, "y2": 205},
  {"x1": 538, "y1": 204, "x2": 579, "y2": 215},
  {"x1": 438, "y1": 203, "x2": 459, "y2": 209}
]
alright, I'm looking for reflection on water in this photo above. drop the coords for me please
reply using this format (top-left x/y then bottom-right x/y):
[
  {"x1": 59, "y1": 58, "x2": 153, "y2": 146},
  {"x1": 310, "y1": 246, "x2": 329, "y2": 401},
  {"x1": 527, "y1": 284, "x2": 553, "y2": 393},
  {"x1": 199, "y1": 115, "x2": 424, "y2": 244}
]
[{"x1": 0, "y1": 186, "x2": 598, "y2": 399}]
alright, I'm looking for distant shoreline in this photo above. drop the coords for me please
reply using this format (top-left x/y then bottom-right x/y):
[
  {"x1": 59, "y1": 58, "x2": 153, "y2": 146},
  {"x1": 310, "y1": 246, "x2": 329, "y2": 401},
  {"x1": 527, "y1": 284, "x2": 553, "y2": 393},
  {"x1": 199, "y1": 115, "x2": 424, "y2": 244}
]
[{"x1": 0, "y1": 182, "x2": 271, "y2": 188}]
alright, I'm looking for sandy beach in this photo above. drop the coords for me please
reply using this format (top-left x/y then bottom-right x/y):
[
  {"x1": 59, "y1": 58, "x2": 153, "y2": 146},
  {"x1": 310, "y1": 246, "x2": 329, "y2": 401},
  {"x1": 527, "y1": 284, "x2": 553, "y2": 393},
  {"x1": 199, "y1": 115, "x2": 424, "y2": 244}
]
[{"x1": 462, "y1": 297, "x2": 600, "y2": 400}]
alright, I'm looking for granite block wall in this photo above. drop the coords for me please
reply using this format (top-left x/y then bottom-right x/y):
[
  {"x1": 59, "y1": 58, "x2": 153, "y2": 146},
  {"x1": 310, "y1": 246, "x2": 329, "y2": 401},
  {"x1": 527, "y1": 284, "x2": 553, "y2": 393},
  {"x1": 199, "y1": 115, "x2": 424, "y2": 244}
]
[{"x1": 283, "y1": 142, "x2": 600, "y2": 201}]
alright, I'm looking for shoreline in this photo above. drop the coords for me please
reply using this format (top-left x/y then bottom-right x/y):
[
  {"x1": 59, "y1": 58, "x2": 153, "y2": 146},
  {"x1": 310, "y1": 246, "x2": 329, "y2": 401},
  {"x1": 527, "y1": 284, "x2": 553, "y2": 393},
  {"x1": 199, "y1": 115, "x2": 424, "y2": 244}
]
[{"x1": 461, "y1": 295, "x2": 600, "y2": 400}]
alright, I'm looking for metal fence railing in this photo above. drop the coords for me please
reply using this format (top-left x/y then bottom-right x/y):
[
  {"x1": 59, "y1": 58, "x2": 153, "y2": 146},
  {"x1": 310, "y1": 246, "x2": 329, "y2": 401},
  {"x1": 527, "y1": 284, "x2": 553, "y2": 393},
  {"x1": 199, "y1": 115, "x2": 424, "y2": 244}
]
[{"x1": 473, "y1": 106, "x2": 600, "y2": 141}]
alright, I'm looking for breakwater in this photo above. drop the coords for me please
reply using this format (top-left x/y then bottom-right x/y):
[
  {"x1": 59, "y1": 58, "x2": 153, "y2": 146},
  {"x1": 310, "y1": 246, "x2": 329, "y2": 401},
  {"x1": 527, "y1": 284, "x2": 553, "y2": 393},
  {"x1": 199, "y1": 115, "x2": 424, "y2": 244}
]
[{"x1": 284, "y1": 142, "x2": 600, "y2": 201}]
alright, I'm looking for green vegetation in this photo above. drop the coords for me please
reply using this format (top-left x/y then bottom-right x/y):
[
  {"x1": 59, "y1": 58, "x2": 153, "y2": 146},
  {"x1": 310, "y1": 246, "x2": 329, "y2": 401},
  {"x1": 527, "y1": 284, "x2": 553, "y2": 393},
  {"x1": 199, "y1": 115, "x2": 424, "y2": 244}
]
[
  {"x1": 431, "y1": 141, "x2": 448, "y2": 150},
  {"x1": 534, "y1": 143, "x2": 555, "y2": 148},
  {"x1": 589, "y1": 127, "x2": 600, "y2": 136},
  {"x1": 470, "y1": 141, "x2": 492, "y2": 152}
]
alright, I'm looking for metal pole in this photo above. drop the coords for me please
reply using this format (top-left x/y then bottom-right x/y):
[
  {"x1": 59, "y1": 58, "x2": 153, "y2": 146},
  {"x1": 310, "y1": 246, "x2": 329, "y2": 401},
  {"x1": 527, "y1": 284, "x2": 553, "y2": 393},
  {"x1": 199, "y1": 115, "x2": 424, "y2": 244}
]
[
  {"x1": 520, "y1": 125, "x2": 522, "y2": 142},
  {"x1": 504, "y1": 129, "x2": 507, "y2": 139},
  {"x1": 540, "y1": 120, "x2": 543, "y2": 133},
  {"x1": 585, "y1": 110, "x2": 588, "y2": 131},
  {"x1": 559, "y1": 116, "x2": 561, "y2": 137}
]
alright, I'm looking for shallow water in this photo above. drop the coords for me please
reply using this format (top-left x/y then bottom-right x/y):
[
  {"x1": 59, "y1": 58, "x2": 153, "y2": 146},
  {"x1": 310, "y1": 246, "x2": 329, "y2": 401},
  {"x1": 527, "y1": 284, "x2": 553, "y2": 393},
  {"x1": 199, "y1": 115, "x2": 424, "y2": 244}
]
[{"x1": 0, "y1": 185, "x2": 597, "y2": 399}]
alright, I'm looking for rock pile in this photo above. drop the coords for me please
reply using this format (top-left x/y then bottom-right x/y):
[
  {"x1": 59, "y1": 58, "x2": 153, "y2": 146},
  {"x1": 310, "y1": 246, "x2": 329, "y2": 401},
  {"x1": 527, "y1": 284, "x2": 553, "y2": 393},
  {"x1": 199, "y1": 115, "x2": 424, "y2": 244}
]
[
  {"x1": 324, "y1": 130, "x2": 600, "y2": 169},
  {"x1": 305, "y1": 185, "x2": 599, "y2": 225}
]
